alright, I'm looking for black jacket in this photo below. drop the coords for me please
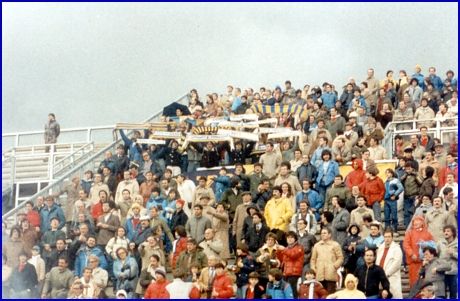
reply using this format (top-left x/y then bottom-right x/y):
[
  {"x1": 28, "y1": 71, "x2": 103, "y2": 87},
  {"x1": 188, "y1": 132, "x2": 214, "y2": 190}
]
[
  {"x1": 9, "y1": 262, "x2": 38, "y2": 293},
  {"x1": 171, "y1": 209, "x2": 189, "y2": 231},
  {"x1": 354, "y1": 264, "x2": 390, "y2": 297},
  {"x1": 244, "y1": 224, "x2": 271, "y2": 252}
]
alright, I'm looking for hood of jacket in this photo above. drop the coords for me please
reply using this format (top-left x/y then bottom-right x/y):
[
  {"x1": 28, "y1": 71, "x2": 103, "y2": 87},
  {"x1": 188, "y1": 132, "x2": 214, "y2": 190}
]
[
  {"x1": 352, "y1": 158, "x2": 363, "y2": 170},
  {"x1": 246, "y1": 203, "x2": 260, "y2": 215},
  {"x1": 411, "y1": 215, "x2": 427, "y2": 230},
  {"x1": 343, "y1": 273, "x2": 359, "y2": 292},
  {"x1": 348, "y1": 223, "x2": 361, "y2": 235}
]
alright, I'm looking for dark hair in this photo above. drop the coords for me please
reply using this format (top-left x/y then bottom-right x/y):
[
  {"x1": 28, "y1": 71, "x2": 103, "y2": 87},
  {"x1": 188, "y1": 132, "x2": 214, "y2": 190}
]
[
  {"x1": 297, "y1": 218, "x2": 308, "y2": 228},
  {"x1": 285, "y1": 231, "x2": 298, "y2": 241},
  {"x1": 320, "y1": 227, "x2": 332, "y2": 234},
  {"x1": 422, "y1": 246, "x2": 437, "y2": 257},
  {"x1": 150, "y1": 254, "x2": 160, "y2": 262},
  {"x1": 194, "y1": 204, "x2": 203, "y2": 210},
  {"x1": 271, "y1": 185, "x2": 282, "y2": 193},
  {"x1": 443, "y1": 225, "x2": 457, "y2": 239},
  {"x1": 18, "y1": 250, "x2": 29, "y2": 258},
  {"x1": 86, "y1": 235, "x2": 97, "y2": 242},
  {"x1": 337, "y1": 198, "x2": 346, "y2": 208},
  {"x1": 299, "y1": 199, "x2": 310, "y2": 207},
  {"x1": 151, "y1": 187, "x2": 161, "y2": 194},
  {"x1": 386, "y1": 168, "x2": 395, "y2": 176},
  {"x1": 334, "y1": 174, "x2": 343, "y2": 180},
  {"x1": 362, "y1": 214, "x2": 373, "y2": 223},
  {"x1": 410, "y1": 78, "x2": 419, "y2": 85},
  {"x1": 443, "y1": 187, "x2": 454, "y2": 196},
  {"x1": 280, "y1": 161, "x2": 291, "y2": 170},
  {"x1": 425, "y1": 166, "x2": 434, "y2": 178},
  {"x1": 322, "y1": 211, "x2": 334, "y2": 223},
  {"x1": 361, "y1": 82, "x2": 368, "y2": 88},
  {"x1": 174, "y1": 225, "x2": 187, "y2": 237},
  {"x1": 304, "y1": 268, "x2": 316, "y2": 276},
  {"x1": 321, "y1": 149, "x2": 332, "y2": 160},
  {"x1": 10, "y1": 226, "x2": 20, "y2": 238},
  {"x1": 172, "y1": 268, "x2": 187, "y2": 279},
  {"x1": 58, "y1": 256, "x2": 69, "y2": 264},
  {"x1": 252, "y1": 212, "x2": 263, "y2": 220},
  {"x1": 364, "y1": 248, "x2": 376, "y2": 258}
]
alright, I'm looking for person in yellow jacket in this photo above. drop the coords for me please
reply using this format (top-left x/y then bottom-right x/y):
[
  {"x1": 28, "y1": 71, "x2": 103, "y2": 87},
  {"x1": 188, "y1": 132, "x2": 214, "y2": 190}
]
[
  {"x1": 326, "y1": 273, "x2": 366, "y2": 299},
  {"x1": 264, "y1": 186, "x2": 294, "y2": 244}
]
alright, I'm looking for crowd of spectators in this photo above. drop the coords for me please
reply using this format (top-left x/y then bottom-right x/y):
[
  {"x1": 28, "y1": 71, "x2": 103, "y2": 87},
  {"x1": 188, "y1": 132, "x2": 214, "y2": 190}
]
[{"x1": 1, "y1": 65, "x2": 458, "y2": 299}]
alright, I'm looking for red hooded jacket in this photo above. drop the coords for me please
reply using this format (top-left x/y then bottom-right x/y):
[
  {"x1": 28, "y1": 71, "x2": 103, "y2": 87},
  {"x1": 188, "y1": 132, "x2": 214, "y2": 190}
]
[
  {"x1": 359, "y1": 176, "x2": 385, "y2": 206},
  {"x1": 403, "y1": 216, "x2": 435, "y2": 265},
  {"x1": 282, "y1": 241, "x2": 305, "y2": 276},
  {"x1": 345, "y1": 159, "x2": 366, "y2": 190}
]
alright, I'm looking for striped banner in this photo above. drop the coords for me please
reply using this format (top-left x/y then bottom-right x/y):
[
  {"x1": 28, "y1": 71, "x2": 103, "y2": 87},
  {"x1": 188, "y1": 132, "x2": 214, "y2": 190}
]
[
  {"x1": 230, "y1": 114, "x2": 259, "y2": 121},
  {"x1": 248, "y1": 104, "x2": 309, "y2": 119},
  {"x1": 268, "y1": 130, "x2": 303, "y2": 151}
]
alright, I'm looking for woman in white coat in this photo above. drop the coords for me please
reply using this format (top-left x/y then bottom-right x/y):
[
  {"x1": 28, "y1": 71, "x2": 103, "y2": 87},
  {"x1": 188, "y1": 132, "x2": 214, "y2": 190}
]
[
  {"x1": 376, "y1": 229, "x2": 403, "y2": 298},
  {"x1": 176, "y1": 174, "x2": 196, "y2": 217}
]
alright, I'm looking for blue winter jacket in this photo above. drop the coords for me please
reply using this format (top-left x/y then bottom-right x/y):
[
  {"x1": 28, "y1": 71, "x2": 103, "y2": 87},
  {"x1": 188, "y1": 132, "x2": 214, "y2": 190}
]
[
  {"x1": 125, "y1": 216, "x2": 142, "y2": 241},
  {"x1": 320, "y1": 92, "x2": 338, "y2": 111},
  {"x1": 429, "y1": 75, "x2": 443, "y2": 91},
  {"x1": 214, "y1": 175, "x2": 230, "y2": 203},
  {"x1": 266, "y1": 280, "x2": 294, "y2": 299},
  {"x1": 347, "y1": 96, "x2": 367, "y2": 110},
  {"x1": 39, "y1": 203, "x2": 66, "y2": 232},
  {"x1": 384, "y1": 177, "x2": 404, "y2": 200},
  {"x1": 74, "y1": 246, "x2": 108, "y2": 277},
  {"x1": 146, "y1": 195, "x2": 167, "y2": 211},
  {"x1": 119, "y1": 130, "x2": 142, "y2": 163},
  {"x1": 295, "y1": 190, "x2": 323, "y2": 221},
  {"x1": 316, "y1": 160, "x2": 340, "y2": 187}
]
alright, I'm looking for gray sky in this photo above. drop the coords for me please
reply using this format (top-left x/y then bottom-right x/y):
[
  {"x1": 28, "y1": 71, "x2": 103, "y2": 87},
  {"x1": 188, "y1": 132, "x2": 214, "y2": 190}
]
[{"x1": 2, "y1": 3, "x2": 458, "y2": 138}]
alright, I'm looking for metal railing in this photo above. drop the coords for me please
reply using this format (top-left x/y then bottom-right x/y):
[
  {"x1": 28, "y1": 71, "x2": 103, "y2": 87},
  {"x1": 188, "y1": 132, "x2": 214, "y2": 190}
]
[
  {"x1": 2, "y1": 125, "x2": 117, "y2": 151},
  {"x1": 383, "y1": 116, "x2": 458, "y2": 157},
  {"x1": 53, "y1": 141, "x2": 95, "y2": 178},
  {"x1": 2, "y1": 92, "x2": 190, "y2": 223}
]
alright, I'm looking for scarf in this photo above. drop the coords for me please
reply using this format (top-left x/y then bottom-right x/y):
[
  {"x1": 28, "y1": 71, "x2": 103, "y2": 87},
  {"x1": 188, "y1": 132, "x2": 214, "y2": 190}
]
[
  {"x1": 448, "y1": 162, "x2": 457, "y2": 169},
  {"x1": 303, "y1": 280, "x2": 322, "y2": 299}
]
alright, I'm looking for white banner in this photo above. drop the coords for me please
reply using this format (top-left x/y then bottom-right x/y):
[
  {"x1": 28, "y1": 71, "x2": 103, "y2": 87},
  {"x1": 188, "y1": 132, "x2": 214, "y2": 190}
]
[
  {"x1": 217, "y1": 129, "x2": 259, "y2": 141},
  {"x1": 204, "y1": 117, "x2": 228, "y2": 126},
  {"x1": 149, "y1": 131, "x2": 183, "y2": 139},
  {"x1": 230, "y1": 114, "x2": 259, "y2": 121},
  {"x1": 136, "y1": 139, "x2": 166, "y2": 145}
]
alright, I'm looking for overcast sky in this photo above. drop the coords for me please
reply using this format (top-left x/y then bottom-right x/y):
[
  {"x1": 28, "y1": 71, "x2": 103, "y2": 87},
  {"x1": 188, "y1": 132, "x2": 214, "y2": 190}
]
[{"x1": 2, "y1": 2, "x2": 458, "y2": 139}]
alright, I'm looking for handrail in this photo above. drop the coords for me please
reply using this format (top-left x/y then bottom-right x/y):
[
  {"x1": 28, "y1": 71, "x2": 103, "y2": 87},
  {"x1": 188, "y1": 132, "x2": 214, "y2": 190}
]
[
  {"x1": 2, "y1": 92, "x2": 190, "y2": 222},
  {"x1": 383, "y1": 116, "x2": 458, "y2": 157},
  {"x1": 53, "y1": 141, "x2": 94, "y2": 169}
]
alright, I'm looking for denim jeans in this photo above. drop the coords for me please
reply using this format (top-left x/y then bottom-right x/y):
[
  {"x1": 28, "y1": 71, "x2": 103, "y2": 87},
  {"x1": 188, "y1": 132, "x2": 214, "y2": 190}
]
[
  {"x1": 445, "y1": 274, "x2": 458, "y2": 299},
  {"x1": 371, "y1": 201, "x2": 381, "y2": 222},
  {"x1": 404, "y1": 196, "x2": 416, "y2": 228},
  {"x1": 318, "y1": 182, "x2": 332, "y2": 204},
  {"x1": 384, "y1": 199, "x2": 398, "y2": 232},
  {"x1": 187, "y1": 161, "x2": 200, "y2": 172}
]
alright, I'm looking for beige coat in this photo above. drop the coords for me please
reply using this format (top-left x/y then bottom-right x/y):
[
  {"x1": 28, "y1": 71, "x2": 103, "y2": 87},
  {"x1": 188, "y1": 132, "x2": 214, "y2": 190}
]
[
  {"x1": 233, "y1": 202, "x2": 251, "y2": 245},
  {"x1": 192, "y1": 186, "x2": 216, "y2": 208},
  {"x1": 260, "y1": 151, "x2": 281, "y2": 179},
  {"x1": 89, "y1": 182, "x2": 110, "y2": 204},
  {"x1": 212, "y1": 212, "x2": 230, "y2": 259},
  {"x1": 115, "y1": 180, "x2": 139, "y2": 204},
  {"x1": 376, "y1": 241, "x2": 403, "y2": 298},
  {"x1": 199, "y1": 238, "x2": 223, "y2": 259},
  {"x1": 368, "y1": 145, "x2": 388, "y2": 160},
  {"x1": 350, "y1": 207, "x2": 375, "y2": 238},
  {"x1": 425, "y1": 209, "x2": 456, "y2": 242},
  {"x1": 274, "y1": 174, "x2": 302, "y2": 196},
  {"x1": 310, "y1": 239, "x2": 344, "y2": 282},
  {"x1": 414, "y1": 106, "x2": 435, "y2": 128}
]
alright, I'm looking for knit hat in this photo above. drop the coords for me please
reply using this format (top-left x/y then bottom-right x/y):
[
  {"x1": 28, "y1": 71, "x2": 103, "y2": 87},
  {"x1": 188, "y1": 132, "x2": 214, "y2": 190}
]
[
  {"x1": 50, "y1": 216, "x2": 60, "y2": 223},
  {"x1": 242, "y1": 191, "x2": 251, "y2": 196},
  {"x1": 155, "y1": 267, "x2": 166, "y2": 278},
  {"x1": 415, "y1": 64, "x2": 422, "y2": 70},
  {"x1": 404, "y1": 146, "x2": 413, "y2": 153},
  {"x1": 32, "y1": 245, "x2": 40, "y2": 251},
  {"x1": 176, "y1": 198, "x2": 185, "y2": 207}
]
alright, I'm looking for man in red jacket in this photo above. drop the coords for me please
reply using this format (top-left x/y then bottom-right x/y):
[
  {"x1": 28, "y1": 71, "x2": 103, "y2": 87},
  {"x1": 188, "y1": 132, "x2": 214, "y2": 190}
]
[
  {"x1": 277, "y1": 231, "x2": 305, "y2": 299},
  {"x1": 211, "y1": 263, "x2": 234, "y2": 299},
  {"x1": 345, "y1": 159, "x2": 367, "y2": 191},
  {"x1": 144, "y1": 267, "x2": 170, "y2": 299},
  {"x1": 439, "y1": 152, "x2": 458, "y2": 189},
  {"x1": 360, "y1": 167, "x2": 385, "y2": 222}
]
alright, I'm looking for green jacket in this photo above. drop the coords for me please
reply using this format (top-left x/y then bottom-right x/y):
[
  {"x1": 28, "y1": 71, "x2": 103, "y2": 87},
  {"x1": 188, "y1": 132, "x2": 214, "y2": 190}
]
[
  {"x1": 221, "y1": 189, "x2": 243, "y2": 220},
  {"x1": 175, "y1": 249, "x2": 208, "y2": 275},
  {"x1": 42, "y1": 267, "x2": 74, "y2": 298},
  {"x1": 401, "y1": 172, "x2": 423, "y2": 197}
]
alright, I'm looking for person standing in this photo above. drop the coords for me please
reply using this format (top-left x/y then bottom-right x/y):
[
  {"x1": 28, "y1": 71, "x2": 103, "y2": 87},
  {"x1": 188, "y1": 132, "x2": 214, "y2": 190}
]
[
  {"x1": 354, "y1": 249, "x2": 390, "y2": 299},
  {"x1": 436, "y1": 225, "x2": 458, "y2": 299},
  {"x1": 310, "y1": 227, "x2": 343, "y2": 294},
  {"x1": 44, "y1": 113, "x2": 60, "y2": 156},
  {"x1": 376, "y1": 229, "x2": 403, "y2": 298}
]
